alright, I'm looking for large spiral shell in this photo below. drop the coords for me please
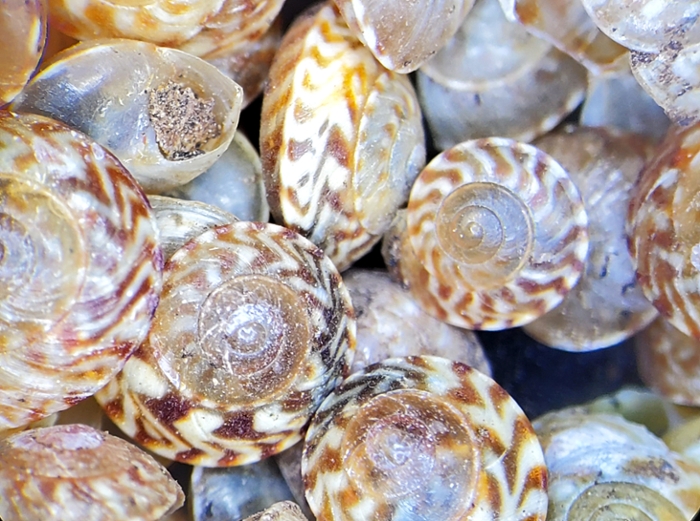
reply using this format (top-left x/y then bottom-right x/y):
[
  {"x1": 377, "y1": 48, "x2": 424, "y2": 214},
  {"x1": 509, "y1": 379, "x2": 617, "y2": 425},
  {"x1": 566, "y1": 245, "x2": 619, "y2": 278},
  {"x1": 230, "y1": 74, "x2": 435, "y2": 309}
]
[
  {"x1": 260, "y1": 3, "x2": 426, "y2": 271},
  {"x1": 0, "y1": 111, "x2": 162, "y2": 431},
  {"x1": 96, "y1": 221, "x2": 356, "y2": 466},
  {"x1": 395, "y1": 138, "x2": 588, "y2": 330},
  {"x1": 302, "y1": 356, "x2": 548, "y2": 521}
]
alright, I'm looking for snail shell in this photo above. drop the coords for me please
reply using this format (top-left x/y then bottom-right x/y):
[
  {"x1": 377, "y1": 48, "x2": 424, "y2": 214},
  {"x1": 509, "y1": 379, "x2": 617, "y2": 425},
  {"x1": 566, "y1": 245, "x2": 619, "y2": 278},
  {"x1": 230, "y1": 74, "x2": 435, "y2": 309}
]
[
  {"x1": 0, "y1": 424, "x2": 184, "y2": 521},
  {"x1": 244, "y1": 502, "x2": 309, "y2": 521},
  {"x1": 302, "y1": 355, "x2": 548, "y2": 521},
  {"x1": 260, "y1": 2, "x2": 426, "y2": 271},
  {"x1": 523, "y1": 126, "x2": 657, "y2": 351},
  {"x1": 388, "y1": 137, "x2": 588, "y2": 330},
  {"x1": 0, "y1": 0, "x2": 47, "y2": 106},
  {"x1": 11, "y1": 39, "x2": 243, "y2": 193},
  {"x1": 332, "y1": 0, "x2": 475, "y2": 73},
  {"x1": 95, "y1": 221, "x2": 356, "y2": 466},
  {"x1": 416, "y1": 0, "x2": 587, "y2": 150},
  {"x1": 0, "y1": 111, "x2": 162, "y2": 431}
]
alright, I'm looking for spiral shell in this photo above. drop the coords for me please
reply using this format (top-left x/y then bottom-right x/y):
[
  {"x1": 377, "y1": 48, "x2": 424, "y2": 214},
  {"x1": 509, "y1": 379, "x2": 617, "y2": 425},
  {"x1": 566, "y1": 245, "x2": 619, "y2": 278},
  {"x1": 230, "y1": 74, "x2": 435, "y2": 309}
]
[
  {"x1": 0, "y1": 111, "x2": 162, "y2": 431},
  {"x1": 11, "y1": 39, "x2": 243, "y2": 193},
  {"x1": 0, "y1": 424, "x2": 184, "y2": 521},
  {"x1": 302, "y1": 356, "x2": 548, "y2": 521},
  {"x1": 96, "y1": 221, "x2": 356, "y2": 466},
  {"x1": 260, "y1": 3, "x2": 426, "y2": 271},
  {"x1": 389, "y1": 138, "x2": 588, "y2": 330}
]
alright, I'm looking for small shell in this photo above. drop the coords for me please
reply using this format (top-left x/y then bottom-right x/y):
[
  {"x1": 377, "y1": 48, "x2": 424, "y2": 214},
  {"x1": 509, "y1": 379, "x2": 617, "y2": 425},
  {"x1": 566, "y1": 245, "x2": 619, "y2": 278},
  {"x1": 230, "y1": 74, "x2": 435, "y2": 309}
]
[
  {"x1": 0, "y1": 0, "x2": 47, "y2": 106},
  {"x1": 260, "y1": 3, "x2": 426, "y2": 271},
  {"x1": 96, "y1": 222, "x2": 356, "y2": 466},
  {"x1": 635, "y1": 317, "x2": 700, "y2": 406},
  {"x1": 0, "y1": 111, "x2": 162, "y2": 431},
  {"x1": 302, "y1": 356, "x2": 548, "y2": 521},
  {"x1": 332, "y1": 0, "x2": 475, "y2": 73},
  {"x1": 523, "y1": 126, "x2": 657, "y2": 350},
  {"x1": 244, "y1": 502, "x2": 309, "y2": 521},
  {"x1": 11, "y1": 39, "x2": 243, "y2": 193},
  {"x1": 391, "y1": 138, "x2": 588, "y2": 330},
  {"x1": 417, "y1": 0, "x2": 587, "y2": 150},
  {"x1": 0, "y1": 424, "x2": 184, "y2": 521}
]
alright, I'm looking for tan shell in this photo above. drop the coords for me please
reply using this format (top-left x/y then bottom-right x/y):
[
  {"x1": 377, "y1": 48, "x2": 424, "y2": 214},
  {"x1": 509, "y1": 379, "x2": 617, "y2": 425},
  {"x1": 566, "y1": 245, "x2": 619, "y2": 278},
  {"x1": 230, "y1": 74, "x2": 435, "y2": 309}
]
[
  {"x1": 388, "y1": 138, "x2": 589, "y2": 330},
  {"x1": 244, "y1": 502, "x2": 309, "y2": 521},
  {"x1": 0, "y1": 0, "x2": 46, "y2": 106},
  {"x1": 0, "y1": 111, "x2": 162, "y2": 432},
  {"x1": 664, "y1": 415, "x2": 700, "y2": 468},
  {"x1": 417, "y1": 0, "x2": 587, "y2": 150},
  {"x1": 96, "y1": 221, "x2": 356, "y2": 466},
  {"x1": 627, "y1": 122, "x2": 700, "y2": 339},
  {"x1": 302, "y1": 356, "x2": 548, "y2": 521},
  {"x1": 11, "y1": 39, "x2": 243, "y2": 193},
  {"x1": 260, "y1": 3, "x2": 426, "y2": 271},
  {"x1": 0, "y1": 424, "x2": 184, "y2": 521},
  {"x1": 523, "y1": 126, "x2": 657, "y2": 351},
  {"x1": 332, "y1": 0, "x2": 475, "y2": 73}
]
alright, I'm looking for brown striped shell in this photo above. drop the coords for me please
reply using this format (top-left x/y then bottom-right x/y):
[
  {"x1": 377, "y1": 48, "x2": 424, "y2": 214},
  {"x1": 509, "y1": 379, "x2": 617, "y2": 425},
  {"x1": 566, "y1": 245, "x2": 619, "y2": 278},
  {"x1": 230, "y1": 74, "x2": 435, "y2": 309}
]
[
  {"x1": 95, "y1": 221, "x2": 356, "y2": 466},
  {"x1": 0, "y1": 0, "x2": 47, "y2": 106},
  {"x1": 627, "y1": 122, "x2": 700, "y2": 339},
  {"x1": 332, "y1": 0, "x2": 475, "y2": 73},
  {"x1": 0, "y1": 111, "x2": 162, "y2": 432},
  {"x1": 260, "y1": 3, "x2": 426, "y2": 271},
  {"x1": 387, "y1": 138, "x2": 589, "y2": 330},
  {"x1": 302, "y1": 356, "x2": 549, "y2": 521},
  {"x1": 0, "y1": 424, "x2": 184, "y2": 521},
  {"x1": 523, "y1": 126, "x2": 657, "y2": 351}
]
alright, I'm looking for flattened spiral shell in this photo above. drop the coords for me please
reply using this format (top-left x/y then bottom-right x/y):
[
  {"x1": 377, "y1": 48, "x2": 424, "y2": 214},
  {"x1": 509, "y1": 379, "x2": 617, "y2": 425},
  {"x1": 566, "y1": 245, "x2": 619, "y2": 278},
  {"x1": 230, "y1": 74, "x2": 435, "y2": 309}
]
[
  {"x1": 302, "y1": 356, "x2": 548, "y2": 521},
  {"x1": 96, "y1": 221, "x2": 355, "y2": 466},
  {"x1": 402, "y1": 138, "x2": 589, "y2": 330},
  {"x1": 0, "y1": 111, "x2": 162, "y2": 431}
]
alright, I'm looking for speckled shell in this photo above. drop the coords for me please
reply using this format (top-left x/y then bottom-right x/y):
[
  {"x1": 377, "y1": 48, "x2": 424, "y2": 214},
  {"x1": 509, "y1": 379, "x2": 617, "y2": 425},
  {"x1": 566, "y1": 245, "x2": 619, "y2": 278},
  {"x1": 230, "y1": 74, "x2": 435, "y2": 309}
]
[
  {"x1": 302, "y1": 356, "x2": 548, "y2": 521},
  {"x1": 534, "y1": 409, "x2": 700, "y2": 521},
  {"x1": 523, "y1": 126, "x2": 657, "y2": 351},
  {"x1": 627, "y1": 122, "x2": 700, "y2": 339},
  {"x1": 95, "y1": 221, "x2": 356, "y2": 466},
  {"x1": 0, "y1": 424, "x2": 184, "y2": 521},
  {"x1": 332, "y1": 0, "x2": 475, "y2": 73},
  {"x1": 244, "y1": 502, "x2": 309, "y2": 521},
  {"x1": 417, "y1": 0, "x2": 587, "y2": 151},
  {"x1": 389, "y1": 138, "x2": 588, "y2": 330},
  {"x1": 342, "y1": 269, "x2": 492, "y2": 374},
  {"x1": 635, "y1": 317, "x2": 700, "y2": 406},
  {"x1": 11, "y1": 39, "x2": 243, "y2": 193},
  {"x1": 0, "y1": 111, "x2": 162, "y2": 431},
  {"x1": 260, "y1": 3, "x2": 426, "y2": 271},
  {"x1": 0, "y1": 0, "x2": 46, "y2": 106}
]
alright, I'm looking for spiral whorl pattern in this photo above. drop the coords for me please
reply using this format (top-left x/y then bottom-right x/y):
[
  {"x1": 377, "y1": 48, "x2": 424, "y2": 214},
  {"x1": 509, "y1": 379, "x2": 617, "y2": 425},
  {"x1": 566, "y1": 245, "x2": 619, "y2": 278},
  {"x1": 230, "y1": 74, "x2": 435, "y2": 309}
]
[
  {"x1": 405, "y1": 137, "x2": 589, "y2": 329},
  {"x1": 96, "y1": 221, "x2": 356, "y2": 466},
  {"x1": 0, "y1": 111, "x2": 162, "y2": 431}
]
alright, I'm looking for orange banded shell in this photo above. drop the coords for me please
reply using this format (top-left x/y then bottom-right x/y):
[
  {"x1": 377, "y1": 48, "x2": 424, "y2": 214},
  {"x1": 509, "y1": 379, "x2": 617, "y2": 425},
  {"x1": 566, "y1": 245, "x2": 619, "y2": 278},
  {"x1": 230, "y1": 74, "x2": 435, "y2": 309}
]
[
  {"x1": 95, "y1": 221, "x2": 356, "y2": 466},
  {"x1": 302, "y1": 356, "x2": 548, "y2": 521}
]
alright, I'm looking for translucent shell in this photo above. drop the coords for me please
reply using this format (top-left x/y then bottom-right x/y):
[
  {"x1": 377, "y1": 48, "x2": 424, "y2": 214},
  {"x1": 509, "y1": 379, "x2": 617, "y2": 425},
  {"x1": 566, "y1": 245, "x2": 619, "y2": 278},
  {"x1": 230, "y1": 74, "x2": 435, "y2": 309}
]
[
  {"x1": 398, "y1": 138, "x2": 588, "y2": 330},
  {"x1": 0, "y1": 111, "x2": 162, "y2": 431},
  {"x1": 302, "y1": 356, "x2": 548, "y2": 521},
  {"x1": 635, "y1": 317, "x2": 700, "y2": 406},
  {"x1": 627, "y1": 122, "x2": 700, "y2": 339},
  {"x1": 11, "y1": 39, "x2": 243, "y2": 194},
  {"x1": 260, "y1": 3, "x2": 426, "y2": 271},
  {"x1": 95, "y1": 221, "x2": 356, "y2": 466},
  {"x1": 244, "y1": 502, "x2": 309, "y2": 521},
  {"x1": 342, "y1": 269, "x2": 492, "y2": 375},
  {"x1": 523, "y1": 126, "x2": 657, "y2": 351},
  {"x1": 0, "y1": 0, "x2": 47, "y2": 106},
  {"x1": 0, "y1": 424, "x2": 184, "y2": 521},
  {"x1": 417, "y1": 0, "x2": 587, "y2": 150},
  {"x1": 332, "y1": 0, "x2": 475, "y2": 73}
]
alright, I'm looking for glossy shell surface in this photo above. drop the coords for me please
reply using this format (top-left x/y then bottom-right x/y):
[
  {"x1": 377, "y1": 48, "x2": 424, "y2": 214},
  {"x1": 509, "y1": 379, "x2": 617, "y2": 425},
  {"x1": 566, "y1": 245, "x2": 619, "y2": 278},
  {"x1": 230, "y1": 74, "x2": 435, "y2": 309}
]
[
  {"x1": 261, "y1": 3, "x2": 426, "y2": 271},
  {"x1": 302, "y1": 356, "x2": 548, "y2": 521},
  {"x1": 96, "y1": 221, "x2": 356, "y2": 466},
  {"x1": 402, "y1": 138, "x2": 589, "y2": 330},
  {"x1": 0, "y1": 111, "x2": 162, "y2": 431}
]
